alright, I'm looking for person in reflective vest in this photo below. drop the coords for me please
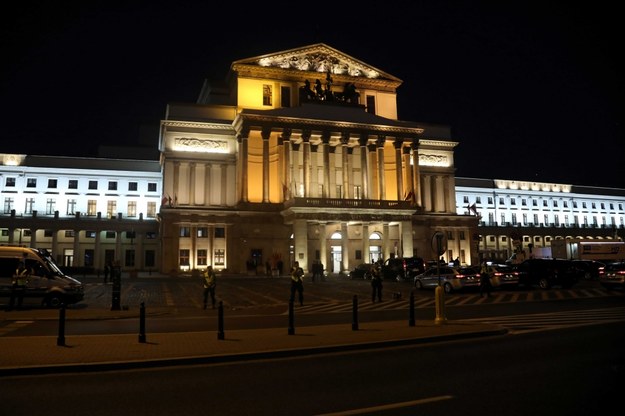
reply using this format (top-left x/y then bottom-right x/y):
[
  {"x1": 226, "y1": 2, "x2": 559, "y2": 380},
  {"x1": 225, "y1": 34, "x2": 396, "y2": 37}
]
[
  {"x1": 290, "y1": 261, "x2": 304, "y2": 306},
  {"x1": 8, "y1": 261, "x2": 30, "y2": 310},
  {"x1": 202, "y1": 266, "x2": 217, "y2": 309}
]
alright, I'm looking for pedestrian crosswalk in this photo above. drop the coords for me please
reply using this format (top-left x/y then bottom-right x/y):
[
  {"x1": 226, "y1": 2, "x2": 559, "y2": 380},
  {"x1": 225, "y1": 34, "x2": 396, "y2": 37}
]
[
  {"x1": 462, "y1": 306, "x2": 625, "y2": 334},
  {"x1": 283, "y1": 287, "x2": 624, "y2": 315}
]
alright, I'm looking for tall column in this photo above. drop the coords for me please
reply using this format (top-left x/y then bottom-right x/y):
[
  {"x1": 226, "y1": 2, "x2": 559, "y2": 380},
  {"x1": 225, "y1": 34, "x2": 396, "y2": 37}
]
[
  {"x1": 359, "y1": 134, "x2": 369, "y2": 200},
  {"x1": 368, "y1": 144, "x2": 377, "y2": 199},
  {"x1": 362, "y1": 223, "x2": 370, "y2": 263},
  {"x1": 311, "y1": 144, "x2": 319, "y2": 197},
  {"x1": 278, "y1": 136, "x2": 285, "y2": 200},
  {"x1": 115, "y1": 231, "x2": 122, "y2": 266},
  {"x1": 301, "y1": 129, "x2": 311, "y2": 197},
  {"x1": 282, "y1": 129, "x2": 292, "y2": 200},
  {"x1": 403, "y1": 146, "x2": 413, "y2": 203},
  {"x1": 220, "y1": 164, "x2": 228, "y2": 205},
  {"x1": 261, "y1": 127, "x2": 271, "y2": 203},
  {"x1": 294, "y1": 219, "x2": 308, "y2": 272},
  {"x1": 321, "y1": 131, "x2": 331, "y2": 198},
  {"x1": 435, "y1": 175, "x2": 444, "y2": 212},
  {"x1": 319, "y1": 223, "x2": 327, "y2": 271},
  {"x1": 94, "y1": 231, "x2": 101, "y2": 270},
  {"x1": 188, "y1": 162, "x2": 196, "y2": 205},
  {"x1": 340, "y1": 132, "x2": 350, "y2": 199},
  {"x1": 240, "y1": 130, "x2": 250, "y2": 202},
  {"x1": 204, "y1": 163, "x2": 212, "y2": 205},
  {"x1": 341, "y1": 222, "x2": 349, "y2": 272},
  {"x1": 376, "y1": 136, "x2": 386, "y2": 200},
  {"x1": 446, "y1": 175, "x2": 455, "y2": 213},
  {"x1": 411, "y1": 140, "x2": 422, "y2": 207},
  {"x1": 423, "y1": 175, "x2": 432, "y2": 212},
  {"x1": 173, "y1": 161, "x2": 180, "y2": 205},
  {"x1": 382, "y1": 223, "x2": 390, "y2": 260},
  {"x1": 73, "y1": 231, "x2": 80, "y2": 267},
  {"x1": 393, "y1": 138, "x2": 403, "y2": 200},
  {"x1": 401, "y1": 221, "x2": 413, "y2": 258}
]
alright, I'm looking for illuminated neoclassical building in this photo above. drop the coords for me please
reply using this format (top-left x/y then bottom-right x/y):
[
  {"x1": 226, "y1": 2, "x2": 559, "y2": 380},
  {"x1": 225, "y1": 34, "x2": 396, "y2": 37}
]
[{"x1": 158, "y1": 43, "x2": 478, "y2": 274}]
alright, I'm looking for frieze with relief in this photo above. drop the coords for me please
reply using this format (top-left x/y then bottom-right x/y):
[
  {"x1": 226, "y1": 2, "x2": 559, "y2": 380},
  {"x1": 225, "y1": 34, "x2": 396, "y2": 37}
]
[
  {"x1": 419, "y1": 153, "x2": 449, "y2": 167},
  {"x1": 173, "y1": 138, "x2": 229, "y2": 153}
]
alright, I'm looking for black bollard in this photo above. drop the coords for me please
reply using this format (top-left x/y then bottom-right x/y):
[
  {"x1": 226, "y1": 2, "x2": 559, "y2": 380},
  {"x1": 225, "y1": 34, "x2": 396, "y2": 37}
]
[
  {"x1": 288, "y1": 300, "x2": 295, "y2": 335},
  {"x1": 138, "y1": 302, "x2": 146, "y2": 343},
  {"x1": 409, "y1": 290, "x2": 415, "y2": 327},
  {"x1": 57, "y1": 304, "x2": 66, "y2": 346},
  {"x1": 352, "y1": 295, "x2": 359, "y2": 331},
  {"x1": 217, "y1": 301, "x2": 225, "y2": 340}
]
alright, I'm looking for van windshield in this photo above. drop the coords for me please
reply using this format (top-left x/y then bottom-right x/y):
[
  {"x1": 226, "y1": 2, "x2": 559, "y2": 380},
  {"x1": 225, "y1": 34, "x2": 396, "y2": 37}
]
[{"x1": 35, "y1": 249, "x2": 65, "y2": 277}]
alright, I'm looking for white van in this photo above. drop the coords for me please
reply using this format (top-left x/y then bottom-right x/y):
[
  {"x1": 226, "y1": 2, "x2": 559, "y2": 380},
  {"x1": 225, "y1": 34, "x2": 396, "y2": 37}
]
[{"x1": 0, "y1": 246, "x2": 84, "y2": 308}]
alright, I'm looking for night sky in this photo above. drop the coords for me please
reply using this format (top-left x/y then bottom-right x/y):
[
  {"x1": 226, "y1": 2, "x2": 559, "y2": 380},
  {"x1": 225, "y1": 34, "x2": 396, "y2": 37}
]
[{"x1": 2, "y1": 2, "x2": 623, "y2": 188}]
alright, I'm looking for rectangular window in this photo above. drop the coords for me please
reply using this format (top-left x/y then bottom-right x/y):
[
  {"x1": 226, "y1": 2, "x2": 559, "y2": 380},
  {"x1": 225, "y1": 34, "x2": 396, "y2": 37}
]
[
  {"x1": 27, "y1": 178, "x2": 37, "y2": 188},
  {"x1": 85, "y1": 231, "x2": 96, "y2": 238},
  {"x1": 215, "y1": 227, "x2": 225, "y2": 238},
  {"x1": 534, "y1": 214, "x2": 539, "y2": 224},
  {"x1": 487, "y1": 197, "x2": 493, "y2": 204},
  {"x1": 459, "y1": 231, "x2": 466, "y2": 240},
  {"x1": 67, "y1": 199, "x2": 76, "y2": 215},
  {"x1": 25, "y1": 198, "x2": 34, "y2": 214},
  {"x1": 108, "y1": 181, "x2": 117, "y2": 191},
  {"x1": 4, "y1": 197, "x2": 14, "y2": 214},
  {"x1": 88, "y1": 180, "x2": 98, "y2": 190},
  {"x1": 499, "y1": 198, "x2": 504, "y2": 205},
  {"x1": 126, "y1": 231, "x2": 136, "y2": 240},
  {"x1": 510, "y1": 198, "x2": 516, "y2": 206},
  {"x1": 125, "y1": 249, "x2": 135, "y2": 267},
  {"x1": 105, "y1": 231, "x2": 116, "y2": 239},
  {"x1": 532, "y1": 199, "x2": 538, "y2": 207},
  {"x1": 197, "y1": 249, "x2": 208, "y2": 266},
  {"x1": 179, "y1": 249, "x2": 190, "y2": 266},
  {"x1": 5, "y1": 177, "x2": 16, "y2": 187},
  {"x1": 197, "y1": 227, "x2": 209, "y2": 238},
  {"x1": 263, "y1": 84, "x2": 272, "y2": 106},
  {"x1": 180, "y1": 227, "x2": 190, "y2": 237},
  {"x1": 84, "y1": 249, "x2": 94, "y2": 267},
  {"x1": 280, "y1": 86, "x2": 291, "y2": 107},
  {"x1": 476, "y1": 197, "x2": 481, "y2": 203},
  {"x1": 107, "y1": 200, "x2": 117, "y2": 218},
  {"x1": 68, "y1": 179, "x2": 78, "y2": 189},
  {"x1": 214, "y1": 249, "x2": 225, "y2": 266},
  {"x1": 148, "y1": 183, "x2": 157, "y2": 192},
  {"x1": 48, "y1": 179, "x2": 58, "y2": 188},
  {"x1": 65, "y1": 230, "x2": 75, "y2": 238},
  {"x1": 127, "y1": 201, "x2": 137, "y2": 217},
  {"x1": 353, "y1": 185, "x2": 361, "y2": 200},
  {"x1": 46, "y1": 198, "x2": 56, "y2": 215},
  {"x1": 87, "y1": 199, "x2": 97, "y2": 216},
  {"x1": 145, "y1": 250, "x2": 156, "y2": 268},
  {"x1": 147, "y1": 201, "x2": 156, "y2": 218},
  {"x1": 336, "y1": 185, "x2": 342, "y2": 199},
  {"x1": 463, "y1": 196, "x2": 469, "y2": 203},
  {"x1": 128, "y1": 182, "x2": 138, "y2": 191}
]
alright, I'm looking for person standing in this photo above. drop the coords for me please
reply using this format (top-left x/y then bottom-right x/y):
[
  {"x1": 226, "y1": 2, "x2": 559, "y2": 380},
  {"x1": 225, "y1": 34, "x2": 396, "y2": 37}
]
[
  {"x1": 480, "y1": 260, "x2": 492, "y2": 298},
  {"x1": 370, "y1": 263, "x2": 383, "y2": 302},
  {"x1": 290, "y1": 261, "x2": 304, "y2": 306},
  {"x1": 203, "y1": 266, "x2": 217, "y2": 309},
  {"x1": 8, "y1": 261, "x2": 30, "y2": 310},
  {"x1": 103, "y1": 261, "x2": 110, "y2": 283}
]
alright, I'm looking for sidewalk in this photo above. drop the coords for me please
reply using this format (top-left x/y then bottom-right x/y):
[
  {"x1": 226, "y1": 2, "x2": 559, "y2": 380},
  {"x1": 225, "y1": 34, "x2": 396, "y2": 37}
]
[{"x1": 0, "y1": 306, "x2": 506, "y2": 377}]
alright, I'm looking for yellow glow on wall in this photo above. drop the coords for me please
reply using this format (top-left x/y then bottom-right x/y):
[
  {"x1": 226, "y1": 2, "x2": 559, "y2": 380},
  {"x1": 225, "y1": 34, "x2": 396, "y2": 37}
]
[{"x1": 247, "y1": 135, "x2": 263, "y2": 202}]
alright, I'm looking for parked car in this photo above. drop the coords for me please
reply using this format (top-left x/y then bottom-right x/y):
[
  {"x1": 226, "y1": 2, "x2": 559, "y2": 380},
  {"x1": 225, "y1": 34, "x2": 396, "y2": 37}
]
[
  {"x1": 598, "y1": 261, "x2": 625, "y2": 290},
  {"x1": 572, "y1": 260, "x2": 605, "y2": 280},
  {"x1": 382, "y1": 257, "x2": 426, "y2": 281},
  {"x1": 413, "y1": 265, "x2": 481, "y2": 294},
  {"x1": 515, "y1": 258, "x2": 580, "y2": 289},
  {"x1": 488, "y1": 264, "x2": 520, "y2": 289},
  {"x1": 349, "y1": 263, "x2": 374, "y2": 280}
]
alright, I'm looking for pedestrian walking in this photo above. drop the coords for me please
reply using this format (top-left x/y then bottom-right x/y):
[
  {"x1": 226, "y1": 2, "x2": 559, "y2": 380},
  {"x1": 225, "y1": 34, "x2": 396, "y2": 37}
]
[
  {"x1": 370, "y1": 263, "x2": 383, "y2": 302},
  {"x1": 8, "y1": 260, "x2": 30, "y2": 310},
  {"x1": 480, "y1": 260, "x2": 492, "y2": 298},
  {"x1": 203, "y1": 265, "x2": 217, "y2": 309},
  {"x1": 103, "y1": 261, "x2": 110, "y2": 283},
  {"x1": 289, "y1": 261, "x2": 304, "y2": 306}
]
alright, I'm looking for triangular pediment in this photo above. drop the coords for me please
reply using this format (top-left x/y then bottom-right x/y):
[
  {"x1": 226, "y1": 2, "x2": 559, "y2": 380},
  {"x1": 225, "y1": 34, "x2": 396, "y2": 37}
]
[{"x1": 232, "y1": 43, "x2": 401, "y2": 82}]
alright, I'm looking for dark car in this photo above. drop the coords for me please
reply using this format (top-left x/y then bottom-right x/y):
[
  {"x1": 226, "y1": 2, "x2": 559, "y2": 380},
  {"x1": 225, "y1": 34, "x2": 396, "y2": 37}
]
[
  {"x1": 349, "y1": 263, "x2": 374, "y2": 280},
  {"x1": 489, "y1": 264, "x2": 520, "y2": 289},
  {"x1": 382, "y1": 257, "x2": 426, "y2": 281},
  {"x1": 572, "y1": 260, "x2": 605, "y2": 280},
  {"x1": 598, "y1": 261, "x2": 625, "y2": 290},
  {"x1": 515, "y1": 258, "x2": 580, "y2": 289}
]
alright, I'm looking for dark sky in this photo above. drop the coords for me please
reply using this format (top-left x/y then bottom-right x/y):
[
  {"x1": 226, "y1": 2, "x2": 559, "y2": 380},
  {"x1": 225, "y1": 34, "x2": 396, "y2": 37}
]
[{"x1": 2, "y1": 2, "x2": 623, "y2": 188}]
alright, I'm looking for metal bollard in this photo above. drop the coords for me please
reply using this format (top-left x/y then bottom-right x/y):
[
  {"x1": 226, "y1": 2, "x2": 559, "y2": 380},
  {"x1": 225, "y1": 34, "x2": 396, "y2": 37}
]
[
  {"x1": 352, "y1": 295, "x2": 359, "y2": 331},
  {"x1": 409, "y1": 290, "x2": 415, "y2": 327},
  {"x1": 57, "y1": 304, "x2": 66, "y2": 346},
  {"x1": 138, "y1": 302, "x2": 146, "y2": 343},
  {"x1": 217, "y1": 301, "x2": 225, "y2": 340},
  {"x1": 288, "y1": 300, "x2": 295, "y2": 335}
]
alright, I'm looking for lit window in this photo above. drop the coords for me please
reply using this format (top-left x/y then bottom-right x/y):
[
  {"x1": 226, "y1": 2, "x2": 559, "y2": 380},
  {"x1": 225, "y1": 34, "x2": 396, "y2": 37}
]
[{"x1": 263, "y1": 84, "x2": 272, "y2": 106}]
